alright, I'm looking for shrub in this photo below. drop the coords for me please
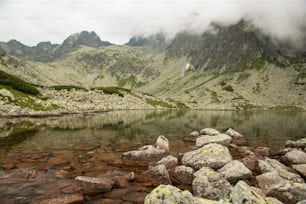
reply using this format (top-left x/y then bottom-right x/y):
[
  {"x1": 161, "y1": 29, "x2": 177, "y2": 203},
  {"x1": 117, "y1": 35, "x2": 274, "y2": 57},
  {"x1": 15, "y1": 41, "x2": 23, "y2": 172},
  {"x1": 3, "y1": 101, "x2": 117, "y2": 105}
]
[{"x1": 223, "y1": 85, "x2": 234, "y2": 92}]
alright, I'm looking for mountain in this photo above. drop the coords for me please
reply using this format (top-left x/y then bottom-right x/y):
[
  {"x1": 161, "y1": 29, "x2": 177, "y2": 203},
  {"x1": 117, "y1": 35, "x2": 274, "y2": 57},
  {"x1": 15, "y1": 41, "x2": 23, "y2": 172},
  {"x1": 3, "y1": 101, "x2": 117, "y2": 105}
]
[
  {"x1": 125, "y1": 33, "x2": 168, "y2": 51},
  {"x1": 0, "y1": 31, "x2": 112, "y2": 63}
]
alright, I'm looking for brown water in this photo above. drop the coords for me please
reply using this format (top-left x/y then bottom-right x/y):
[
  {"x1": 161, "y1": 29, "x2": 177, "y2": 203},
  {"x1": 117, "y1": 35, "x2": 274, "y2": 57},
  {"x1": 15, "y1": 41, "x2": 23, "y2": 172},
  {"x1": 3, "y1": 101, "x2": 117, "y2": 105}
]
[{"x1": 0, "y1": 110, "x2": 305, "y2": 203}]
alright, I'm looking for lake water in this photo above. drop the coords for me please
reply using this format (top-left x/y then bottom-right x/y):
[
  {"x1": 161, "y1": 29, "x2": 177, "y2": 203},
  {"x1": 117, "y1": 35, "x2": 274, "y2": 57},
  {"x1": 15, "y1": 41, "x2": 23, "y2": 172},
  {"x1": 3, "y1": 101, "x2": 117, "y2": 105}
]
[{"x1": 0, "y1": 110, "x2": 305, "y2": 203}]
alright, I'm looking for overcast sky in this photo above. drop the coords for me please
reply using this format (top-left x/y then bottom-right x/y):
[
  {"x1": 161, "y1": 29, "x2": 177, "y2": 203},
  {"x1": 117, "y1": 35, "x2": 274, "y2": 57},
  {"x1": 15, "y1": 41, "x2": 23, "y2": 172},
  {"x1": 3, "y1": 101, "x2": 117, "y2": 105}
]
[{"x1": 0, "y1": 0, "x2": 305, "y2": 46}]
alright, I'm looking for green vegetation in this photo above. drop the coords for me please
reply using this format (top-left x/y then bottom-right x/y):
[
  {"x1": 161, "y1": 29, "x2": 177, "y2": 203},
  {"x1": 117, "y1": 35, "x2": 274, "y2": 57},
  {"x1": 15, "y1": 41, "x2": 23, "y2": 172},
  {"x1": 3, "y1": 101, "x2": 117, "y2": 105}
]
[
  {"x1": 145, "y1": 98, "x2": 175, "y2": 108},
  {"x1": 0, "y1": 70, "x2": 40, "y2": 95},
  {"x1": 92, "y1": 86, "x2": 132, "y2": 97},
  {"x1": 237, "y1": 72, "x2": 251, "y2": 82},
  {"x1": 252, "y1": 83, "x2": 261, "y2": 94},
  {"x1": 112, "y1": 73, "x2": 145, "y2": 89},
  {"x1": 51, "y1": 85, "x2": 87, "y2": 91},
  {"x1": 222, "y1": 85, "x2": 234, "y2": 92}
]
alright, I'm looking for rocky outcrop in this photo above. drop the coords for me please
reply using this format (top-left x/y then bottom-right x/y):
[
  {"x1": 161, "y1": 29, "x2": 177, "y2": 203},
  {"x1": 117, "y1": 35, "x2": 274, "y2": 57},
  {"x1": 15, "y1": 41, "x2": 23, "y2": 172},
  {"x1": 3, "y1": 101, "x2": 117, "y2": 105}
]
[
  {"x1": 217, "y1": 160, "x2": 252, "y2": 184},
  {"x1": 75, "y1": 176, "x2": 114, "y2": 194},
  {"x1": 196, "y1": 134, "x2": 232, "y2": 147},
  {"x1": 182, "y1": 143, "x2": 232, "y2": 170}
]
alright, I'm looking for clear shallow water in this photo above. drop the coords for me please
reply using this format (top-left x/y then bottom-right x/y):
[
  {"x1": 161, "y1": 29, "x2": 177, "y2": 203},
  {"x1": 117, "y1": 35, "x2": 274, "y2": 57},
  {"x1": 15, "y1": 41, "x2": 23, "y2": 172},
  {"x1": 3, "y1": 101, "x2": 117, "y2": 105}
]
[{"x1": 0, "y1": 110, "x2": 305, "y2": 203}]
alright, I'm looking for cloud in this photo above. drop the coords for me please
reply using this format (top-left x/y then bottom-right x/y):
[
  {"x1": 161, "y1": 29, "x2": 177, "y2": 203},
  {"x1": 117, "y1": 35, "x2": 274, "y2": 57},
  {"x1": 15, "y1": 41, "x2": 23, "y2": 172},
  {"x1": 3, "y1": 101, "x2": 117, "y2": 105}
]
[{"x1": 0, "y1": 0, "x2": 305, "y2": 46}]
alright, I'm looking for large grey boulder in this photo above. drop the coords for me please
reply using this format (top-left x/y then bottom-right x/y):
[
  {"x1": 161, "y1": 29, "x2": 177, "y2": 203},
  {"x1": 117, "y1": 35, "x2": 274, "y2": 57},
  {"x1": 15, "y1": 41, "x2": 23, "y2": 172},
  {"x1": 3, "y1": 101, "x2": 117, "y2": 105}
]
[
  {"x1": 196, "y1": 134, "x2": 232, "y2": 147},
  {"x1": 121, "y1": 145, "x2": 168, "y2": 166},
  {"x1": 75, "y1": 176, "x2": 114, "y2": 194},
  {"x1": 286, "y1": 138, "x2": 306, "y2": 149},
  {"x1": 199, "y1": 128, "x2": 220, "y2": 136},
  {"x1": 258, "y1": 158, "x2": 304, "y2": 183},
  {"x1": 284, "y1": 149, "x2": 306, "y2": 165},
  {"x1": 144, "y1": 184, "x2": 221, "y2": 204},
  {"x1": 292, "y1": 164, "x2": 306, "y2": 178},
  {"x1": 173, "y1": 165, "x2": 194, "y2": 184},
  {"x1": 192, "y1": 167, "x2": 232, "y2": 200},
  {"x1": 230, "y1": 180, "x2": 266, "y2": 203},
  {"x1": 182, "y1": 143, "x2": 232, "y2": 170},
  {"x1": 217, "y1": 160, "x2": 252, "y2": 184}
]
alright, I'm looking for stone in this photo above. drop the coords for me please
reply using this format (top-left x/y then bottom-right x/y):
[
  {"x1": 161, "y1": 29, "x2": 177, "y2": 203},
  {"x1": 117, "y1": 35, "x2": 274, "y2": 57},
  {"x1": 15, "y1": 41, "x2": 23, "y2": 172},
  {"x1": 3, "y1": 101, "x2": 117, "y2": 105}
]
[
  {"x1": 265, "y1": 197, "x2": 285, "y2": 204},
  {"x1": 121, "y1": 145, "x2": 168, "y2": 166},
  {"x1": 297, "y1": 200, "x2": 306, "y2": 204},
  {"x1": 144, "y1": 184, "x2": 219, "y2": 204},
  {"x1": 190, "y1": 131, "x2": 199, "y2": 137},
  {"x1": 182, "y1": 143, "x2": 232, "y2": 170},
  {"x1": 258, "y1": 158, "x2": 304, "y2": 183},
  {"x1": 230, "y1": 180, "x2": 266, "y2": 204},
  {"x1": 155, "y1": 135, "x2": 169, "y2": 152},
  {"x1": 192, "y1": 167, "x2": 232, "y2": 200},
  {"x1": 0, "y1": 89, "x2": 15, "y2": 100},
  {"x1": 140, "y1": 164, "x2": 171, "y2": 185},
  {"x1": 196, "y1": 134, "x2": 232, "y2": 147},
  {"x1": 173, "y1": 165, "x2": 194, "y2": 185},
  {"x1": 199, "y1": 128, "x2": 220, "y2": 136},
  {"x1": 240, "y1": 154, "x2": 261, "y2": 173},
  {"x1": 256, "y1": 171, "x2": 291, "y2": 194},
  {"x1": 217, "y1": 160, "x2": 252, "y2": 184},
  {"x1": 75, "y1": 176, "x2": 114, "y2": 194},
  {"x1": 286, "y1": 138, "x2": 306, "y2": 149},
  {"x1": 284, "y1": 149, "x2": 306, "y2": 165},
  {"x1": 292, "y1": 164, "x2": 306, "y2": 177},
  {"x1": 47, "y1": 157, "x2": 70, "y2": 167},
  {"x1": 255, "y1": 146, "x2": 271, "y2": 157},
  {"x1": 225, "y1": 128, "x2": 243, "y2": 138},
  {"x1": 150, "y1": 155, "x2": 178, "y2": 169},
  {"x1": 40, "y1": 194, "x2": 84, "y2": 204}
]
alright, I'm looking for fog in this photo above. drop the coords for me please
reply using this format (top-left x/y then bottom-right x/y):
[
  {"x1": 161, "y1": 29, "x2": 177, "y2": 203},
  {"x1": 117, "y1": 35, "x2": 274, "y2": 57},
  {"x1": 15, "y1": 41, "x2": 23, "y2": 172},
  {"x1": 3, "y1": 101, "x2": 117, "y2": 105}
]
[{"x1": 0, "y1": 0, "x2": 305, "y2": 46}]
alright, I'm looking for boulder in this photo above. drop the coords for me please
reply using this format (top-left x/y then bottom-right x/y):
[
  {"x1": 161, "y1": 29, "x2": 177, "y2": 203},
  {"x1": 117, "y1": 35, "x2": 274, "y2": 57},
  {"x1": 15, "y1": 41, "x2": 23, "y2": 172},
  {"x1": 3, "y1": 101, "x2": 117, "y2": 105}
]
[
  {"x1": 225, "y1": 128, "x2": 243, "y2": 138},
  {"x1": 144, "y1": 184, "x2": 220, "y2": 204},
  {"x1": 155, "y1": 135, "x2": 169, "y2": 152},
  {"x1": 258, "y1": 158, "x2": 304, "y2": 183},
  {"x1": 297, "y1": 200, "x2": 306, "y2": 204},
  {"x1": 286, "y1": 138, "x2": 306, "y2": 149},
  {"x1": 173, "y1": 165, "x2": 194, "y2": 185},
  {"x1": 140, "y1": 164, "x2": 171, "y2": 185},
  {"x1": 75, "y1": 176, "x2": 114, "y2": 194},
  {"x1": 121, "y1": 145, "x2": 168, "y2": 166},
  {"x1": 199, "y1": 128, "x2": 220, "y2": 136},
  {"x1": 292, "y1": 164, "x2": 306, "y2": 178},
  {"x1": 192, "y1": 167, "x2": 232, "y2": 200},
  {"x1": 283, "y1": 149, "x2": 306, "y2": 165},
  {"x1": 150, "y1": 155, "x2": 178, "y2": 169},
  {"x1": 190, "y1": 131, "x2": 199, "y2": 137},
  {"x1": 256, "y1": 171, "x2": 291, "y2": 194},
  {"x1": 225, "y1": 128, "x2": 246, "y2": 145},
  {"x1": 230, "y1": 180, "x2": 266, "y2": 203},
  {"x1": 182, "y1": 143, "x2": 232, "y2": 170},
  {"x1": 217, "y1": 160, "x2": 252, "y2": 184},
  {"x1": 196, "y1": 134, "x2": 232, "y2": 147}
]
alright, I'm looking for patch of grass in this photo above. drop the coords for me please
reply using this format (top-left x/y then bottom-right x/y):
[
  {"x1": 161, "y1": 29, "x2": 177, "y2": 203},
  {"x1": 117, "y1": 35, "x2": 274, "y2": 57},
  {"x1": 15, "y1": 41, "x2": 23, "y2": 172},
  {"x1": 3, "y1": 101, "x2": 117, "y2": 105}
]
[
  {"x1": 0, "y1": 70, "x2": 40, "y2": 95},
  {"x1": 113, "y1": 73, "x2": 145, "y2": 89},
  {"x1": 145, "y1": 98, "x2": 175, "y2": 108},
  {"x1": 270, "y1": 106, "x2": 302, "y2": 111},
  {"x1": 51, "y1": 85, "x2": 87, "y2": 91},
  {"x1": 222, "y1": 85, "x2": 234, "y2": 92},
  {"x1": 92, "y1": 86, "x2": 131, "y2": 97}
]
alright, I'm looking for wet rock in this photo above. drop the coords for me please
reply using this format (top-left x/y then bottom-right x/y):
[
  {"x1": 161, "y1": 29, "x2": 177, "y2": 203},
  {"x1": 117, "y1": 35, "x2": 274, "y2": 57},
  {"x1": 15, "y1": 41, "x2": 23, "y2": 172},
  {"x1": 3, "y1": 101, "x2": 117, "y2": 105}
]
[
  {"x1": 192, "y1": 167, "x2": 232, "y2": 200},
  {"x1": 225, "y1": 128, "x2": 246, "y2": 145},
  {"x1": 75, "y1": 176, "x2": 114, "y2": 194},
  {"x1": 113, "y1": 176, "x2": 129, "y2": 188},
  {"x1": 217, "y1": 160, "x2": 252, "y2": 184},
  {"x1": 196, "y1": 134, "x2": 232, "y2": 147},
  {"x1": 47, "y1": 157, "x2": 70, "y2": 168},
  {"x1": 173, "y1": 165, "x2": 194, "y2": 185},
  {"x1": 40, "y1": 194, "x2": 84, "y2": 204},
  {"x1": 190, "y1": 131, "x2": 199, "y2": 137},
  {"x1": 182, "y1": 143, "x2": 232, "y2": 170},
  {"x1": 286, "y1": 138, "x2": 306, "y2": 149},
  {"x1": 258, "y1": 158, "x2": 304, "y2": 183},
  {"x1": 155, "y1": 135, "x2": 169, "y2": 152},
  {"x1": 199, "y1": 128, "x2": 220, "y2": 136},
  {"x1": 150, "y1": 155, "x2": 178, "y2": 169},
  {"x1": 230, "y1": 180, "x2": 266, "y2": 203},
  {"x1": 121, "y1": 145, "x2": 168, "y2": 166},
  {"x1": 140, "y1": 164, "x2": 171, "y2": 185},
  {"x1": 144, "y1": 184, "x2": 219, "y2": 204},
  {"x1": 123, "y1": 191, "x2": 147, "y2": 204},
  {"x1": 283, "y1": 149, "x2": 306, "y2": 165},
  {"x1": 292, "y1": 164, "x2": 306, "y2": 178}
]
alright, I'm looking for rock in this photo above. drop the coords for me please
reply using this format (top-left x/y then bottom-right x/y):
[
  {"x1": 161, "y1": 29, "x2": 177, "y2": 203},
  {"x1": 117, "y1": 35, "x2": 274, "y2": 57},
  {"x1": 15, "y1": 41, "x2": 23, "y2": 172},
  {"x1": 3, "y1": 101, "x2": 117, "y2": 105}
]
[
  {"x1": 190, "y1": 131, "x2": 199, "y2": 137},
  {"x1": 47, "y1": 157, "x2": 70, "y2": 167},
  {"x1": 217, "y1": 160, "x2": 252, "y2": 184},
  {"x1": 75, "y1": 176, "x2": 114, "y2": 194},
  {"x1": 240, "y1": 154, "x2": 261, "y2": 173},
  {"x1": 192, "y1": 167, "x2": 232, "y2": 200},
  {"x1": 258, "y1": 158, "x2": 304, "y2": 183},
  {"x1": 225, "y1": 128, "x2": 243, "y2": 137},
  {"x1": 125, "y1": 172, "x2": 135, "y2": 181},
  {"x1": 150, "y1": 155, "x2": 178, "y2": 169},
  {"x1": 155, "y1": 135, "x2": 169, "y2": 152},
  {"x1": 140, "y1": 164, "x2": 171, "y2": 185},
  {"x1": 182, "y1": 143, "x2": 232, "y2": 170},
  {"x1": 144, "y1": 184, "x2": 219, "y2": 204},
  {"x1": 196, "y1": 134, "x2": 232, "y2": 147},
  {"x1": 225, "y1": 128, "x2": 247, "y2": 145},
  {"x1": 292, "y1": 164, "x2": 306, "y2": 178},
  {"x1": 173, "y1": 165, "x2": 194, "y2": 184},
  {"x1": 283, "y1": 149, "x2": 306, "y2": 165},
  {"x1": 0, "y1": 89, "x2": 15, "y2": 100},
  {"x1": 40, "y1": 194, "x2": 84, "y2": 204},
  {"x1": 297, "y1": 200, "x2": 306, "y2": 204},
  {"x1": 199, "y1": 128, "x2": 220, "y2": 136},
  {"x1": 121, "y1": 145, "x2": 168, "y2": 166},
  {"x1": 230, "y1": 180, "x2": 266, "y2": 204},
  {"x1": 256, "y1": 171, "x2": 291, "y2": 194},
  {"x1": 286, "y1": 138, "x2": 306, "y2": 149},
  {"x1": 255, "y1": 146, "x2": 271, "y2": 157},
  {"x1": 265, "y1": 197, "x2": 285, "y2": 204}
]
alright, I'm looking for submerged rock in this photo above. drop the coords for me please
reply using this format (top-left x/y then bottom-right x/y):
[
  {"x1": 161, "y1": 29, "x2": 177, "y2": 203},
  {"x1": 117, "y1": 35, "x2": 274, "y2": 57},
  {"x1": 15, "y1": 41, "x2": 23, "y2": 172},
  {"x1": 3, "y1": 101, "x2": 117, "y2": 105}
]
[
  {"x1": 121, "y1": 145, "x2": 168, "y2": 166},
  {"x1": 182, "y1": 143, "x2": 232, "y2": 170},
  {"x1": 173, "y1": 165, "x2": 194, "y2": 185},
  {"x1": 40, "y1": 194, "x2": 84, "y2": 204},
  {"x1": 283, "y1": 149, "x2": 306, "y2": 165},
  {"x1": 75, "y1": 176, "x2": 114, "y2": 194},
  {"x1": 155, "y1": 135, "x2": 169, "y2": 152},
  {"x1": 196, "y1": 134, "x2": 232, "y2": 147},
  {"x1": 192, "y1": 167, "x2": 232, "y2": 200},
  {"x1": 217, "y1": 160, "x2": 252, "y2": 184},
  {"x1": 199, "y1": 128, "x2": 220, "y2": 136}
]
